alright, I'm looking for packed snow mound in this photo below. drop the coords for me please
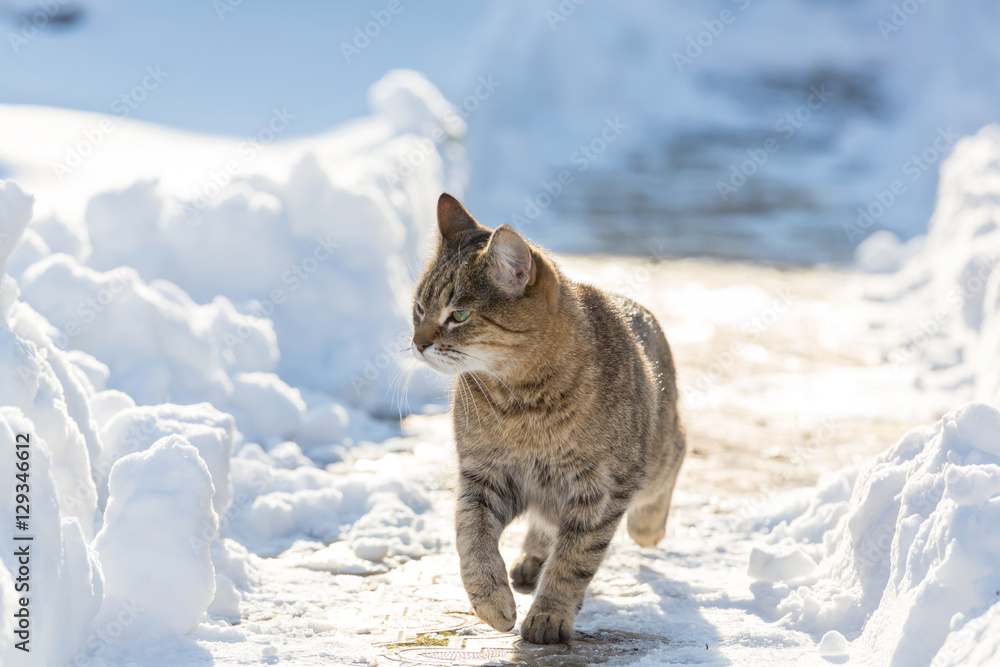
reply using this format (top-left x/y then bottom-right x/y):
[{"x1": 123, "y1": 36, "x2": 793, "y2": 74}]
[
  {"x1": 18, "y1": 246, "x2": 368, "y2": 447},
  {"x1": 0, "y1": 69, "x2": 463, "y2": 415},
  {"x1": 19, "y1": 253, "x2": 277, "y2": 402},
  {"x1": 0, "y1": 181, "x2": 106, "y2": 667},
  {"x1": 0, "y1": 410, "x2": 104, "y2": 667},
  {"x1": 0, "y1": 183, "x2": 103, "y2": 539},
  {"x1": 0, "y1": 72, "x2": 462, "y2": 666},
  {"x1": 227, "y1": 444, "x2": 435, "y2": 560},
  {"x1": 754, "y1": 402, "x2": 1000, "y2": 666},
  {"x1": 368, "y1": 68, "x2": 467, "y2": 139},
  {"x1": 875, "y1": 124, "x2": 1000, "y2": 406},
  {"x1": 94, "y1": 435, "x2": 219, "y2": 636},
  {"x1": 98, "y1": 402, "x2": 235, "y2": 515}
]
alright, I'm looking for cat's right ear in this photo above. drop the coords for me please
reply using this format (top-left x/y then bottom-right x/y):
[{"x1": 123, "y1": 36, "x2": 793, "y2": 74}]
[
  {"x1": 486, "y1": 225, "x2": 536, "y2": 297},
  {"x1": 437, "y1": 193, "x2": 480, "y2": 239}
]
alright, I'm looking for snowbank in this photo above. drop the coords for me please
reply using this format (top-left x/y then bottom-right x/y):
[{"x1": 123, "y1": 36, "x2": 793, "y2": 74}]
[
  {"x1": 0, "y1": 71, "x2": 455, "y2": 666},
  {"x1": 226, "y1": 445, "x2": 435, "y2": 560},
  {"x1": 0, "y1": 68, "x2": 461, "y2": 418},
  {"x1": 0, "y1": 182, "x2": 104, "y2": 667},
  {"x1": 753, "y1": 402, "x2": 1000, "y2": 665},
  {"x1": 867, "y1": 124, "x2": 1000, "y2": 407},
  {"x1": 98, "y1": 403, "x2": 235, "y2": 514}
]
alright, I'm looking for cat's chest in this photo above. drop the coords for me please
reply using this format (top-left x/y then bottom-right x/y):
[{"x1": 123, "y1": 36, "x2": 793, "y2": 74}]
[
  {"x1": 455, "y1": 408, "x2": 580, "y2": 461},
  {"x1": 519, "y1": 453, "x2": 614, "y2": 518},
  {"x1": 454, "y1": 374, "x2": 590, "y2": 441},
  {"x1": 515, "y1": 446, "x2": 600, "y2": 493}
]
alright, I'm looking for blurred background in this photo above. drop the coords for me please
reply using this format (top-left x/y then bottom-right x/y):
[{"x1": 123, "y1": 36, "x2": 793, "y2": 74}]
[{"x1": 4, "y1": 0, "x2": 1000, "y2": 264}]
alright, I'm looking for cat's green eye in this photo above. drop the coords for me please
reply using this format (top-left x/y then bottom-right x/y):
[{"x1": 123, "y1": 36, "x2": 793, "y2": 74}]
[{"x1": 451, "y1": 310, "x2": 471, "y2": 323}]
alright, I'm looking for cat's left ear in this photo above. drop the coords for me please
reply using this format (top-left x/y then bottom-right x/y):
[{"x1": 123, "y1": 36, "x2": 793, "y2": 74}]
[
  {"x1": 438, "y1": 193, "x2": 480, "y2": 239},
  {"x1": 486, "y1": 225, "x2": 536, "y2": 296}
]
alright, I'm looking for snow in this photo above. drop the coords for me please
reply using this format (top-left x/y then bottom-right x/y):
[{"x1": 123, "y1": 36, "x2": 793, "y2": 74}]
[
  {"x1": 818, "y1": 630, "x2": 849, "y2": 658},
  {"x1": 97, "y1": 403, "x2": 235, "y2": 515},
  {"x1": 0, "y1": 409, "x2": 103, "y2": 667},
  {"x1": 0, "y1": 69, "x2": 458, "y2": 419},
  {"x1": 871, "y1": 124, "x2": 1000, "y2": 408},
  {"x1": 0, "y1": 72, "x2": 456, "y2": 666},
  {"x1": 93, "y1": 436, "x2": 218, "y2": 636},
  {"x1": 754, "y1": 402, "x2": 1000, "y2": 666},
  {"x1": 1, "y1": 11, "x2": 1000, "y2": 663},
  {"x1": 747, "y1": 546, "x2": 816, "y2": 584}
]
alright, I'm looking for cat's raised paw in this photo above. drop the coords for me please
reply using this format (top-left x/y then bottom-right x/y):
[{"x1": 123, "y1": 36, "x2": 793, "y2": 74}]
[
  {"x1": 510, "y1": 555, "x2": 543, "y2": 594},
  {"x1": 469, "y1": 584, "x2": 516, "y2": 632},
  {"x1": 520, "y1": 609, "x2": 574, "y2": 644}
]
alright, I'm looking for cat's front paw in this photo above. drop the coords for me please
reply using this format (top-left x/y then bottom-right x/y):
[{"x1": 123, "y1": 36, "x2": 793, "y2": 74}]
[
  {"x1": 468, "y1": 583, "x2": 516, "y2": 632},
  {"x1": 520, "y1": 608, "x2": 574, "y2": 644}
]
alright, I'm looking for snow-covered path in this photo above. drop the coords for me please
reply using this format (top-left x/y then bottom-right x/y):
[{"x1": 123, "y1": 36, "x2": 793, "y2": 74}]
[
  {"x1": 93, "y1": 255, "x2": 957, "y2": 667},
  {"x1": 183, "y1": 415, "x2": 832, "y2": 667}
]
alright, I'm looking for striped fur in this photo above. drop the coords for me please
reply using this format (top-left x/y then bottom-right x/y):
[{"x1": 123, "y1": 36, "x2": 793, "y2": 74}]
[{"x1": 412, "y1": 194, "x2": 686, "y2": 644}]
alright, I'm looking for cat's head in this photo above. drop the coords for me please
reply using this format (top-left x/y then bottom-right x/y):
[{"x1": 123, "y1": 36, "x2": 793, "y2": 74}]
[{"x1": 411, "y1": 193, "x2": 559, "y2": 378}]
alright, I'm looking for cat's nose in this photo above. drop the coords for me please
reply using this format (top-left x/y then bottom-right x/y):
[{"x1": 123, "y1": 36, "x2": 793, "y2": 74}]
[{"x1": 413, "y1": 336, "x2": 433, "y2": 353}]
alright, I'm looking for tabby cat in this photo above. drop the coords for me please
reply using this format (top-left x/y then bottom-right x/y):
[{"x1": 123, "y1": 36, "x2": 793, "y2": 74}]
[{"x1": 411, "y1": 193, "x2": 686, "y2": 644}]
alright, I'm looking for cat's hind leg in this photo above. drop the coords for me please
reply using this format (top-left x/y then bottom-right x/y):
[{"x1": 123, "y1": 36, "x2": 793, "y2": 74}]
[
  {"x1": 510, "y1": 513, "x2": 553, "y2": 594},
  {"x1": 626, "y1": 446, "x2": 683, "y2": 547}
]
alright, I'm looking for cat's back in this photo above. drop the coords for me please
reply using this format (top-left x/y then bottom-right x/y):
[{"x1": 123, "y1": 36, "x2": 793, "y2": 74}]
[
  {"x1": 570, "y1": 283, "x2": 676, "y2": 400},
  {"x1": 607, "y1": 292, "x2": 678, "y2": 404}
]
